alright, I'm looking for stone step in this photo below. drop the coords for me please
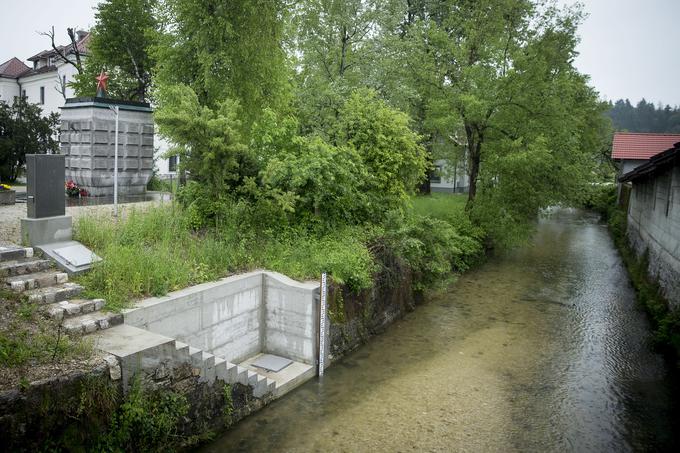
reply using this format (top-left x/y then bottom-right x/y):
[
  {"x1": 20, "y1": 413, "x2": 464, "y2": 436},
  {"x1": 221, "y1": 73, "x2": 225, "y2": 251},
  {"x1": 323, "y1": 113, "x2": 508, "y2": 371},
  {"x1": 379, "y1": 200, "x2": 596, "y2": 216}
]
[
  {"x1": 252, "y1": 373, "x2": 270, "y2": 398},
  {"x1": 235, "y1": 366, "x2": 249, "y2": 386},
  {"x1": 174, "y1": 341, "x2": 190, "y2": 361},
  {"x1": 0, "y1": 257, "x2": 52, "y2": 278},
  {"x1": 62, "y1": 311, "x2": 123, "y2": 335},
  {"x1": 214, "y1": 357, "x2": 228, "y2": 381},
  {"x1": 0, "y1": 246, "x2": 33, "y2": 262},
  {"x1": 201, "y1": 352, "x2": 216, "y2": 384},
  {"x1": 5, "y1": 270, "x2": 68, "y2": 292},
  {"x1": 90, "y1": 324, "x2": 178, "y2": 390},
  {"x1": 46, "y1": 298, "x2": 106, "y2": 321},
  {"x1": 24, "y1": 282, "x2": 84, "y2": 304}
]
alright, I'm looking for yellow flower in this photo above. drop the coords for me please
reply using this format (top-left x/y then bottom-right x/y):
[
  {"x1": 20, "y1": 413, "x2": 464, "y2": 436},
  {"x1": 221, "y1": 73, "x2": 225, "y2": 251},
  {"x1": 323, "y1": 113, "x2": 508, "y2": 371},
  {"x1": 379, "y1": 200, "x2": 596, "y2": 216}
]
[{"x1": 0, "y1": 183, "x2": 11, "y2": 191}]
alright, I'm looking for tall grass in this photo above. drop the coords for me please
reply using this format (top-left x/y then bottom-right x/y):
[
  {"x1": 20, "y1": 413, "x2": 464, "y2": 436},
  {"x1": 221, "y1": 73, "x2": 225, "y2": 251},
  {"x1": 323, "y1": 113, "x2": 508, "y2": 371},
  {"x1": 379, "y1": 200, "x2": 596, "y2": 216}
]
[{"x1": 74, "y1": 206, "x2": 375, "y2": 311}]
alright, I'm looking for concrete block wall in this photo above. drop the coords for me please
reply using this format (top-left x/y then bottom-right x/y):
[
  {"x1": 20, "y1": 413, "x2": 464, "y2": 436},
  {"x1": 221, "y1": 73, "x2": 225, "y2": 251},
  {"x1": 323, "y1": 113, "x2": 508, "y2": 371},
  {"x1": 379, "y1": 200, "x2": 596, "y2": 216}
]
[
  {"x1": 124, "y1": 270, "x2": 323, "y2": 366},
  {"x1": 263, "y1": 272, "x2": 320, "y2": 364},
  {"x1": 627, "y1": 165, "x2": 680, "y2": 309},
  {"x1": 60, "y1": 105, "x2": 154, "y2": 196}
]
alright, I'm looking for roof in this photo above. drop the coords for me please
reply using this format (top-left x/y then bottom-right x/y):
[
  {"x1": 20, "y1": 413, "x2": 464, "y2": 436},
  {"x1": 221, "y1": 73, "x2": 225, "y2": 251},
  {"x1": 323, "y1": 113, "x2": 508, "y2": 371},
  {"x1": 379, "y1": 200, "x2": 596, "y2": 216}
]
[
  {"x1": 27, "y1": 32, "x2": 90, "y2": 62},
  {"x1": 619, "y1": 142, "x2": 680, "y2": 183},
  {"x1": 611, "y1": 132, "x2": 680, "y2": 160},
  {"x1": 0, "y1": 57, "x2": 30, "y2": 78},
  {"x1": 17, "y1": 65, "x2": 58, "y2": 78}
]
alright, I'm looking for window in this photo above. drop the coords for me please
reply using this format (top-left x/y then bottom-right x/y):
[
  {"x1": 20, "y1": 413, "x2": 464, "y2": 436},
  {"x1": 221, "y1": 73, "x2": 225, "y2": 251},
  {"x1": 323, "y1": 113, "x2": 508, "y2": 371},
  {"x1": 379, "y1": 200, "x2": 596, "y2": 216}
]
[
  {"x1": 168, "y1": 155, "x2": 178, "y2": 172},
  {"x1": 40, "y1": 86, "x2": 45, "y2": 104},
  {"x1": 430, "y1": 165, "x2": 442, "y2": 184}
]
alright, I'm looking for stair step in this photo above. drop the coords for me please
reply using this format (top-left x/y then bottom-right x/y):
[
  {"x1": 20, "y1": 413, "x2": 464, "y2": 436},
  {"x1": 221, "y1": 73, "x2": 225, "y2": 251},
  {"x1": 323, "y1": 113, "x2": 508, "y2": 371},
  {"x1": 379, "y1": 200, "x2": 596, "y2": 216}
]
[
  {"x1": 252, "y1": 373, "x2": 270, "y2": 398},
  {"x1": 25, "y1": 282, "x2": 84, "y2": 304},
  {"x1": 0, "y1": 246, "x2": 33, "y2": 262},
  {"x1": 62, "y1": 311, "x2": 123, "y2": 335},
  {"x1": 214, "y1": 357, "x2": 227, "y2": 381},
  {"x1": 235, "y1": 366, "x2": 249, "y2": 385},
  {"x1": 0, "y1": 257, "x2": 52, "y2": 278},
  {"x1": 174, "y1": 341, "x2": 190, "y2": 360},
  {"x1": 5, "y1": 270, "x2": 68, "y2": 292},
  {"x1": 46, "y1": 298, "x2": 105, "y2": 321},
  {"x1": 201, "y1": 352, "x2": 216, "y2": 383}
]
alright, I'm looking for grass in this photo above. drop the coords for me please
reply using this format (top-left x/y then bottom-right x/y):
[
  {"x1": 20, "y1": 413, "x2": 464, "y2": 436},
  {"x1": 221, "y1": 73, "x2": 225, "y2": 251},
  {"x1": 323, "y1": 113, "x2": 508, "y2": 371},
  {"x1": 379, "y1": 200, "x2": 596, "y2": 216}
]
[
  {"x1": 74, "y1": 205, "x2": 376, "y2": 311},
  {"x1": 0, "y1": 289, "x2": 93, "y2": 375},
  {"x1": 411, "y1": 192, "x2": 467, "y2": 221}
]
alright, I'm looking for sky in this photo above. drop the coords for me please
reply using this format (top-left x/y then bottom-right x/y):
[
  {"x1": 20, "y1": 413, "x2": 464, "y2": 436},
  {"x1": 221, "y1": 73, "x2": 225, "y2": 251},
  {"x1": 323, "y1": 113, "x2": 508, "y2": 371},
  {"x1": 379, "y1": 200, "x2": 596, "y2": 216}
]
[{"x1": 1, "y1": 0, "x2": 679, "y2": 106}]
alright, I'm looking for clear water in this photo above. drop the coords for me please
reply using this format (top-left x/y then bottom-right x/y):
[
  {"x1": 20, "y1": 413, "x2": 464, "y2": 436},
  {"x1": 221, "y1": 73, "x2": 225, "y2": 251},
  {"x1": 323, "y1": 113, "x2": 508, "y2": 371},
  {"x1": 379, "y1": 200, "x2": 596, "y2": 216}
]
[{"x1": 199, "y1": 208, "x2": 678, "y2": 452}]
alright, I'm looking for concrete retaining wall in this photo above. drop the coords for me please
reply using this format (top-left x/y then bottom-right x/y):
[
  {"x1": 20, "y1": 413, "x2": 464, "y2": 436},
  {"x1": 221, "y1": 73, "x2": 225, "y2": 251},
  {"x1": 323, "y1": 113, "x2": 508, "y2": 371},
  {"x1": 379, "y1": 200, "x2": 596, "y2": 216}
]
[
  {"x1": 627, "y1": 165, "x2": 680, "y2": 309},
  {"x1": 124, "y1": 270, "x2": 321, "y2": 365}
]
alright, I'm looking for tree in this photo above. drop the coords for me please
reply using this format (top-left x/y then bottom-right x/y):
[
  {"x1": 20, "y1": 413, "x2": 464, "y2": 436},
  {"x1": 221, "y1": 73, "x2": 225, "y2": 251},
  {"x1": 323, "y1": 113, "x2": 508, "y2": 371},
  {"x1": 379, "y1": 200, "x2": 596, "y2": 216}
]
[
  {"x1": 72, "y1": 0, "x2": 157, "y2": 101},
  {"x1": 0, "y1": 99, "x2": 59, "y2": 182},
  {"x1": 154, "y1": 0, "x2": 291, "y2": 133}
]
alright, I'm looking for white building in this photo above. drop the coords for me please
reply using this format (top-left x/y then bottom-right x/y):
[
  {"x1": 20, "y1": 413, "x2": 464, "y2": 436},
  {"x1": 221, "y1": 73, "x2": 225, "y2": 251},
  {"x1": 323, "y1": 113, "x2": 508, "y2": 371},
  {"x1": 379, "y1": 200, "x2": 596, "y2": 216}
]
[
  {"x1": 0, "y1": 32, "x2": 177, "y2": 179},
  {"x1": 0, "y1": 31, "x2": 89, "y2": 115}
]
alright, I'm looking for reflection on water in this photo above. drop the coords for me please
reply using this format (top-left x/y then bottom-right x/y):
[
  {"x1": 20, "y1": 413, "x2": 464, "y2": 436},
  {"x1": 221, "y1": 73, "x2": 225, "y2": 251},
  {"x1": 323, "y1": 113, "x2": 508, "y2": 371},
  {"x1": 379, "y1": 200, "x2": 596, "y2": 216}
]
[{"x1": 199, "y1": 208, "x2": 678, "y2": 452}]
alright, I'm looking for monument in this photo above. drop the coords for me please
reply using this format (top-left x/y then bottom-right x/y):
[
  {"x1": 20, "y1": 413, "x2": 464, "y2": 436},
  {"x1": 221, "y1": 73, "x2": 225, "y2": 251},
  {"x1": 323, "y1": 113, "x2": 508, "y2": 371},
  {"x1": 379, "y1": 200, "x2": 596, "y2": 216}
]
[{"x1": 59, "y1": 71, "x2": 154, "y2": 196}]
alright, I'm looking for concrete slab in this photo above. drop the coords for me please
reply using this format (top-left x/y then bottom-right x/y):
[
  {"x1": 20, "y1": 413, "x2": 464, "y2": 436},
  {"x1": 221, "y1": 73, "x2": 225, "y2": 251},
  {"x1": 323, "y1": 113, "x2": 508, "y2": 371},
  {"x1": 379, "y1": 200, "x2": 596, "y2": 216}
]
[
  {"x1": 239, "y1": 353, "x2": 315, "y2": 398},
  {"x1": 251, "y1": 354, "x2": 293, "y2": 372},
  {"x1": 37, "y1": 240, "x2": 101, "y2": 274}
]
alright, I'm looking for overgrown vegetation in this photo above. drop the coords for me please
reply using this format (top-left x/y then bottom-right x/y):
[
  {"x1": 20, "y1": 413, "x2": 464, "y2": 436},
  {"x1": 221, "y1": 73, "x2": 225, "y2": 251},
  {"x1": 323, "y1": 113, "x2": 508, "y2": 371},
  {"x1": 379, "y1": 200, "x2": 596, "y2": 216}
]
[{"x1": 0, "y1": 289, "x2": 93, "y2": 380}]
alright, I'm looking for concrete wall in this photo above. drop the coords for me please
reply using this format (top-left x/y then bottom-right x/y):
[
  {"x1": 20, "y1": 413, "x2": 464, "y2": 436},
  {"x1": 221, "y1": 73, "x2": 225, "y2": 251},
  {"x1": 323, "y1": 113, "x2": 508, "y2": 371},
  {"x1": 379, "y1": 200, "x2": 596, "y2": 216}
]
[
  {"x1": 124, "y1": 270, "x2": 322, "y2": 365},
  {"x1": 264, "y1": 272, "x2": 320, "y2": 364},
  {"x1": 627, "y1": 165, "x2": 680, "y2": 309}
]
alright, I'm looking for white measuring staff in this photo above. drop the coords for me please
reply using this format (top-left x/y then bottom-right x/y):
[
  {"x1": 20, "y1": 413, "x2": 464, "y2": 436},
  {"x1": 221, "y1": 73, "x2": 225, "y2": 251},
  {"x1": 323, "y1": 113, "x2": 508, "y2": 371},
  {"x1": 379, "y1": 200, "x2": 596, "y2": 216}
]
[{"x1": 319, "y1": 272, "x2": 327, "y2": 376}]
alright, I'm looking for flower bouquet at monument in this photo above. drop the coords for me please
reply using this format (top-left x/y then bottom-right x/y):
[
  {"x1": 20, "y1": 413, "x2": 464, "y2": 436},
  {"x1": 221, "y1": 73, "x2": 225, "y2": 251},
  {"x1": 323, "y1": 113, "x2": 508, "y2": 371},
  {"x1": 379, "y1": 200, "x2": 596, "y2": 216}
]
[
  {"x1": 0, "y1": 183, "x2": 11, "y2": 191},
  {"x1": 65, "y1": 179, "x2": 88, "y2": 197}
]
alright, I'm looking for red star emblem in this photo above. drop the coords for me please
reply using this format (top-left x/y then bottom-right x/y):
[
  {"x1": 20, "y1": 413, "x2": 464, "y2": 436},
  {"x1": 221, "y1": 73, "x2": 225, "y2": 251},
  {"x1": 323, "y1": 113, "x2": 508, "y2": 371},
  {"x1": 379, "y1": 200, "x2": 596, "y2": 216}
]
[{"x1": 95, "y1": 71, "x2": 109, "y2": 93}]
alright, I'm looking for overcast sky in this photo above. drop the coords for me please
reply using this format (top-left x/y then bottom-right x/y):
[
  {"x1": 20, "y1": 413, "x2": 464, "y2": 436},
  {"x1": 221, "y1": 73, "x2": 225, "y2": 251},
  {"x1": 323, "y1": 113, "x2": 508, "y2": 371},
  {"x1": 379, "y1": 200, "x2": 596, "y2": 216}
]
[{"x1": 1, "y1": 0, "x2": 679, "y2": 106}]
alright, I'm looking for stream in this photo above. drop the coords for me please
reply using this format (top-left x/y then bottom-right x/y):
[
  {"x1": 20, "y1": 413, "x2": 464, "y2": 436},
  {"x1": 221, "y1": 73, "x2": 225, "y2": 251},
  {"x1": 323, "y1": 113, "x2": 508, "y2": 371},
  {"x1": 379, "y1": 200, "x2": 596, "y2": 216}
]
[{"x1": 199, "y1": 208, "x2": 678, "y2": 452}]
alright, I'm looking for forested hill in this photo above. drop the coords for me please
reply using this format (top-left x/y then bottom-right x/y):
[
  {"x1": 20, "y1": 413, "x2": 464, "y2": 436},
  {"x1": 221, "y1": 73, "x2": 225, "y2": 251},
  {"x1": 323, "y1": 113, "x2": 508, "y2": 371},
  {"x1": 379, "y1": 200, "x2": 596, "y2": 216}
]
[{"x1": 607, "y1": 99, "x2": 680, "y2": 133}]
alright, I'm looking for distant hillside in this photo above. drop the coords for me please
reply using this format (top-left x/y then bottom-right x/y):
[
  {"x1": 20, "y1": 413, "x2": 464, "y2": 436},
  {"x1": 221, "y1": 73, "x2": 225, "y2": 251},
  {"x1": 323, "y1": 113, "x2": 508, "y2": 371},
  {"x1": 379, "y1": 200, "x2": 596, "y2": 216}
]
[{"x1": 607, "y1": 99, "x2": 680, "y2": 133}]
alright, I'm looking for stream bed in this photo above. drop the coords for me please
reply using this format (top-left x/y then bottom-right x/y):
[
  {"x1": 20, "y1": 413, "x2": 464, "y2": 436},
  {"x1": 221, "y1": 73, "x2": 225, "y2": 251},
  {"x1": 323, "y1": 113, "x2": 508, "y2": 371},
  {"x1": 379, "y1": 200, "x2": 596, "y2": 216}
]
[{"x1": 199, "y1": 208, "x2": 678, "y2": 452}]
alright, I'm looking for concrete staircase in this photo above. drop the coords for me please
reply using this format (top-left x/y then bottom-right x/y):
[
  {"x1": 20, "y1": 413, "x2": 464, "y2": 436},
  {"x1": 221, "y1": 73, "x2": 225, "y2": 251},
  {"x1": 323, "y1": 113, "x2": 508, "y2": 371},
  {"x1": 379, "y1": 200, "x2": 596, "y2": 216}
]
[
  {"x1": 93, "y1": 324, "x2": 277, "y2": 398},
  {"x1": 0, "y1": 244, "x2": 121, "y2": 334}
]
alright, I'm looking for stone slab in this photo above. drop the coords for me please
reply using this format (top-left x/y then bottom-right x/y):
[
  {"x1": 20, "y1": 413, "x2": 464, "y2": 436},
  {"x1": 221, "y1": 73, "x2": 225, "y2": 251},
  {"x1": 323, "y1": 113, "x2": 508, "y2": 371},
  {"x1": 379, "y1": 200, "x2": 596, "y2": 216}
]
[
  {"x1": 21, "y1": 215, "x2": 72, "y2": 246},
  {"x1": 37, "y1": 240, "x2": 99, "y2": 274},
  {"x1": 251, "y1": 354, "x2": 293, "y2": 372}
]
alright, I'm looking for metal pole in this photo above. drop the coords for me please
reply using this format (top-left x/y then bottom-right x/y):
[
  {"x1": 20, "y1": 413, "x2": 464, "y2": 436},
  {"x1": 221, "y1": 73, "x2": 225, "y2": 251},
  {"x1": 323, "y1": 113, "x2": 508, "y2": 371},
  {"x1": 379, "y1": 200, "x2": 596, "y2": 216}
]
[{"x1": 113, "y1": 106, "x2": 119, "y2": 217}]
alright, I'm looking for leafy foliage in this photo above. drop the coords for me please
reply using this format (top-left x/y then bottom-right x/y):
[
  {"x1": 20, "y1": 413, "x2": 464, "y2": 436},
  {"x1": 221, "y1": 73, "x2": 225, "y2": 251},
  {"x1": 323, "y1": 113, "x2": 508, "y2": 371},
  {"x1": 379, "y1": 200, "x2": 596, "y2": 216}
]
[
  {"x1": 72, "y1": 0, "x2": 157, "y2": 101},
  {"x1": 0, "y1": 98, "x2": 59, "y2": 182}
]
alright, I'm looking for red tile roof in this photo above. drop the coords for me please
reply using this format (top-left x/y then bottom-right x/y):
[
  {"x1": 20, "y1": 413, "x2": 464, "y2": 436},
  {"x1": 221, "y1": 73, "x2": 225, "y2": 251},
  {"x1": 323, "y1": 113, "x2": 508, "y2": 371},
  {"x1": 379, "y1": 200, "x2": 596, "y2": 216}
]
[
  {"x1": 611, "y1": 132, "x2": 680, "y2": 160},
  {"x1": 0, "y1": 57, "x2": 30, "y2": 78}
]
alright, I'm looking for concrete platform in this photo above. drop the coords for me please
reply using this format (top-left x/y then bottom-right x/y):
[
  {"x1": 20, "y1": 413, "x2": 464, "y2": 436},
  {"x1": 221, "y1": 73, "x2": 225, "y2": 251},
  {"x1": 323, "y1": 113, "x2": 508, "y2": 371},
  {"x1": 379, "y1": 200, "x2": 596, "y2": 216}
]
[{"x1": 239, "y1": 353, "x2": 315, "y2": 398}]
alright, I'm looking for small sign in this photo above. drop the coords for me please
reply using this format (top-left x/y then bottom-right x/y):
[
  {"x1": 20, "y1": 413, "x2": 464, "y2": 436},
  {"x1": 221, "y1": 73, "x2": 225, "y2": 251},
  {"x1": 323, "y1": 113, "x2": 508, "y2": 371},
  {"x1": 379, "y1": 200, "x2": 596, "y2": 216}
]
[{"x1": 319, "y1": 272, "x2": 327, "y2": 377}]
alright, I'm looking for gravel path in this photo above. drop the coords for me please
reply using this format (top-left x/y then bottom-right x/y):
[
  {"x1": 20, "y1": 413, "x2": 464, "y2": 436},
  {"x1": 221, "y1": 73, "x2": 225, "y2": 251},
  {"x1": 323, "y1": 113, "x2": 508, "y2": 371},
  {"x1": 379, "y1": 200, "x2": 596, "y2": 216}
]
[{"x1": 0, "y1": 198, "x2": 167, "y2": 246}]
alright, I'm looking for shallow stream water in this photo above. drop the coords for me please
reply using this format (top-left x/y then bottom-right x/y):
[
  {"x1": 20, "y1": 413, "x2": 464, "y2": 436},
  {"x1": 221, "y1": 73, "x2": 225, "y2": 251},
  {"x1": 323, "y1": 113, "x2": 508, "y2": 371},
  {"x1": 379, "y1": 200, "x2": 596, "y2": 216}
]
[{"x1": 199, "y1": 208, "x2": 678, "y2": 452}]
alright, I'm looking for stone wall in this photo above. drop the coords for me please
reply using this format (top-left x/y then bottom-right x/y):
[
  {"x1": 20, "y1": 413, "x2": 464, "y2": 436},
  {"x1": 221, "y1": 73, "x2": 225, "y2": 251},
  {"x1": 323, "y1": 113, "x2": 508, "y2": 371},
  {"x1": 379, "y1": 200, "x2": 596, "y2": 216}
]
[
  {"x1": 627, "y1": 165, "x2": 680, "y2": 309},
  {"x1": 60, "y1": 99, "x2": 154, "y2": 196},
  {"x1": 0, "y1": 358, "x2": 265, "y2": 451}
]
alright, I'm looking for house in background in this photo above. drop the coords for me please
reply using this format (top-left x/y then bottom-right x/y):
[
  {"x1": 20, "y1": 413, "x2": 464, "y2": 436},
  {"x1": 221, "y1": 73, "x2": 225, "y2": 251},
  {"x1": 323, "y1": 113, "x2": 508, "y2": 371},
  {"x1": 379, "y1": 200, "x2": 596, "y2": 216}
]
[
  {"x1": 612, "y1": 132, "x2": 680, "y2": 176},
  {"x1": 0, "y1": 31, "x2": 90, "y2": 115},
  {"x1": 430, "y1": 158, "x2": 469, "y2": 193}
]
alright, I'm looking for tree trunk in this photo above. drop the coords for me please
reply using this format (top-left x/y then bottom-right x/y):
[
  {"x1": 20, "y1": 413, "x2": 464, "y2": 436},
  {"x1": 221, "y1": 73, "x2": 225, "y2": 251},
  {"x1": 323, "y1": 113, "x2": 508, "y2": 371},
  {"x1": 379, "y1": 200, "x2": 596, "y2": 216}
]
[{"x1": 465, "y1": 123, "x2": 482, "y2": 207}]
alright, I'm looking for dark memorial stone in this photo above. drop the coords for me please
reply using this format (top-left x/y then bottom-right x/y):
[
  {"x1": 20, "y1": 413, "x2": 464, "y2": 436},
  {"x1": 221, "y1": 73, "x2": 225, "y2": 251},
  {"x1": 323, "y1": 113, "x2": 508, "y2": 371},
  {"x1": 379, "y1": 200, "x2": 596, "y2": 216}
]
[{"x1": 26, "y1": 154, "x2": 65, "y2": 219}]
